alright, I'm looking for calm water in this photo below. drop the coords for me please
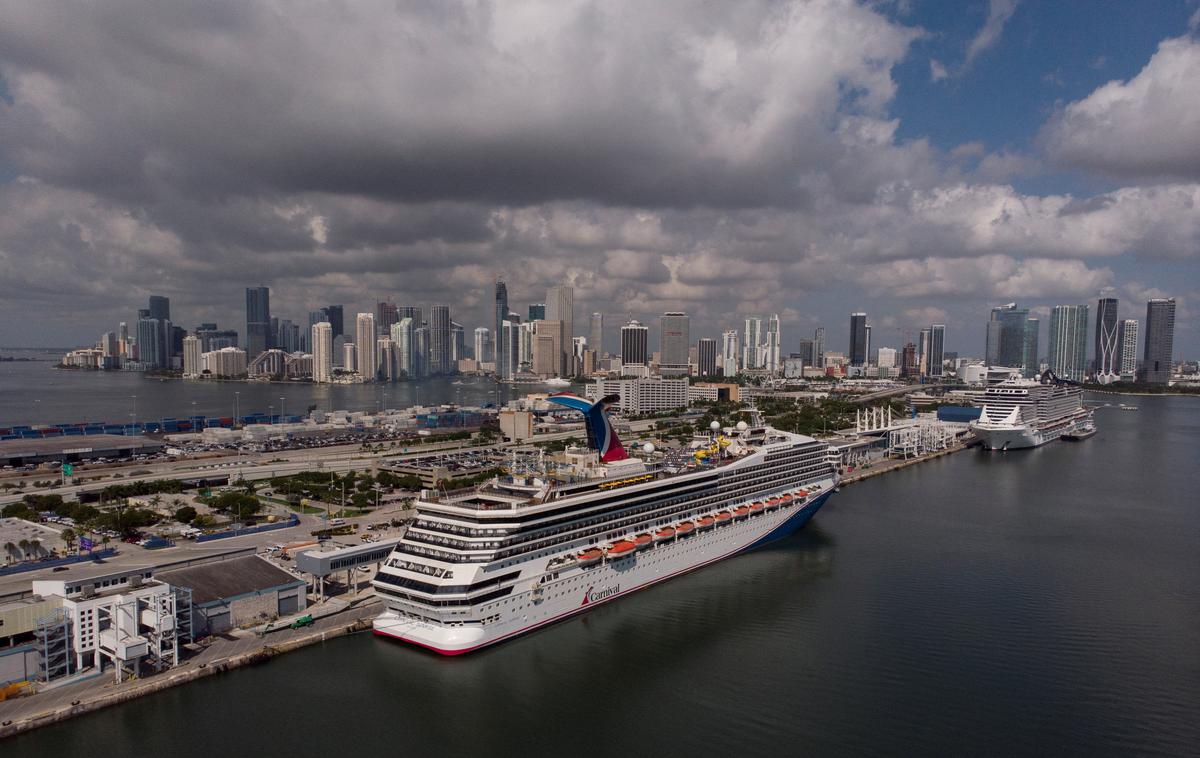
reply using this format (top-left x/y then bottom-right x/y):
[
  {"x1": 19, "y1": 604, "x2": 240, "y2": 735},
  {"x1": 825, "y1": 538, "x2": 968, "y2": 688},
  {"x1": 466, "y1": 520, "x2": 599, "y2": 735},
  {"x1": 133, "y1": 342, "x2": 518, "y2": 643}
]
[
  {"x1": 0, "y1": 351, "x2": 538, "y2": 426},
  {"x1": 9, "y1": 396, "x2": 1200, "y2": 756}
]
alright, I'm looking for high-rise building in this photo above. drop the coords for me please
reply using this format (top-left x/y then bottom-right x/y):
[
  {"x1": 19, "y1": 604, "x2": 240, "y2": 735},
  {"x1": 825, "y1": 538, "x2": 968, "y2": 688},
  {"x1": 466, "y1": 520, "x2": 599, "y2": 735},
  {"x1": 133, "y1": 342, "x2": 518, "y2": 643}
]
[
  {"x1": 494, "y1": 279, "x2": 509, "y2": 378},
  {"x1": 532, "y1": 320, "x2": 563, "y2": 377},
  {"x1": 118, "y1": 322, "x2": 130, "y2": 358},
  {"x1": 814, "y1": 327, "x2": 825, "y2": 368},
  {"x1": 182, "y1": 335, "x2": 202, "y2": 377},
  {"x1": 245, "y1": 286, "x2": 271, "y2": 358},
  {"x1": 275, "y1": 319, "x2": 299, "y2": 353},
  {"x1": 148, "y1": 295, "x2": 170, "y2": 322},
  {"x1": 986, "y1": 303, "x2": 1031, "y2": 370},
  {"x1": 849, "y1": 313, "x2": 868, "y2": 367},
  {"x1": 397, "y1": 305, "x2": 421, "y2": 327},
  {"x1": 1048, "y1": 305, "x2": 1089, "y2": 382},
  {"x1": 743, "y1": 318, "x2": 762, "y2": 370},
  {"x1": 659, "y1": 312, "x2": 690, "y2": 376},
  {"x1": 376, "y1": 301, "x2": 399, "y2": 335},
  {"x1": 474, "y1": 327, "x2": 492, "y2": 364},
  {"x1": 697, "y1": 338, "x2": 717, "y2": 378},
  {"x1": 413, "y1": 324, "x2": 430, "y2": 378},
  {"x1": 136, "y1": 318, "x2": 169, "y2": 369},
  {"x1": 392, "y1": 318, "x2": 414, "y2": 377},
  {"x1": 1117, "y1": 319, "x2": 1139, "y2": 381},
  {"x1": 928, "y1": 325, "x2": 945, "y2": 378},
  {"x1": 1093, "y1": 296, "x2": 1120, "y2": 382},
  {"x1": 797, "y1": 338, "x2": 815, "y2": 367},
  {"x1": 500, "y1": 319, "x2": 520, "y2": 379},
  {"x1": 378, "y1": 337, "x2": 398, "y2": 382},
  {"x1": 546, "y1": 285, "x2": 574, "y2": 375},
  {"x1": 877, "y1": 347, "x2": 897, "y2": 369},
  {"x1": 901, "y1": 343, "x2": 918, "y2": 377},
  {"x1": 590, "y1": 313, "x2": 604, "y2": 357},
  {"x1": 428, "y1": 306, "x2": 452, "y2": 376},
  {"x1": 324, "y1": 305, "x2": 344, "y2": 339},
  {"x1": 528, "y1": 303, "x2": 546, "y2": 322},
  {"x1": 621, "y1": 320, "x2": 649, "y2": 367},
  {"x1": 450, "y1": 322, "x2": 465, "y2": 364},
  {"x1": 312, "y1": 322, "x2": 333, "y2": 383},
  {"x1": 765, "y1": 315, "x2": 782, "y2": 373},
  {"x1": 342, "y1": 343, "x2": 356, "y2": 373},
  {"x1": 722, "y1": 330, "x2": 739, "y2": 377},
  {"x1": 356, "y1": 313, "x2": 378, "y2": 380},
  {"x1": 1140, "y1": 298, "x2": 1176, "y2": 385},
  {"x1": 1023, "y1": 318, "x2": 1040, "y2": 378}
]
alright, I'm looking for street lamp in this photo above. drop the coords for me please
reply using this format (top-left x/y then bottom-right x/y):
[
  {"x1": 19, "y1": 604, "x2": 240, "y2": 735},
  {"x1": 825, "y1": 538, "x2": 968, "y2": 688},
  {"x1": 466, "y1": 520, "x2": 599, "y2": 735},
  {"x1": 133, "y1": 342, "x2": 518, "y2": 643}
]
[
  {"x1": 280, "y1": 396, "x2": 286, "y2": 419},
  {"x1": 234, "y1": 391, "x2": 240, "y2": 426}
]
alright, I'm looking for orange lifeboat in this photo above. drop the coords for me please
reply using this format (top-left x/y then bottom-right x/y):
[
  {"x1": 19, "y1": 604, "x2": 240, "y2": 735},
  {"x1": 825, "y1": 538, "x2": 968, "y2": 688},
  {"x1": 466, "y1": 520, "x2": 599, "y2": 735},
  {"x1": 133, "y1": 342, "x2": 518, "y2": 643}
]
[
  {"x1": 733, "y1": 505, "x2": 750, "y2": 519},
  {"x1": 634, "y1": 534, "x2": 653, "y2": 551},
  {"x1": 750, "y1": 502, "x2": 765, "y2": 513},
  {"x1": 697, "y1": 516, "x2": 715, "y2": 530},
  {"x1": 676, "y1": 521, "x2": 695, "y2": 536},
  {"x1": 578, "y1": 548, "x2": 603, "y2": 566},
  {"x1": 607, "y1": 540, "x2": 637, "y2": 558},
  {"x1": 654, "y1": 526, "x2": 676, "y2": 541},
  {"x1": 796, "y1": 490, "x2": 808, "y2": 498},
  {"x1": 765, "y1": 498, "x2": 780, "y2": 511},
  {"x1": 714, "y1": 511, "x2": 732, "y2": 525}
]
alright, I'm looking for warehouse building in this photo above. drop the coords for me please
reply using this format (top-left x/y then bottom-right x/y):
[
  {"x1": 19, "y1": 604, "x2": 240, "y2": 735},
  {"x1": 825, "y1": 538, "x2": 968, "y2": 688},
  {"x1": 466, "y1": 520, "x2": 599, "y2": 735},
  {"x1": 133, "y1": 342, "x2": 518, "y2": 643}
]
[{"x1": 158, "y1": 555, "x2": 307, "y2": 636}]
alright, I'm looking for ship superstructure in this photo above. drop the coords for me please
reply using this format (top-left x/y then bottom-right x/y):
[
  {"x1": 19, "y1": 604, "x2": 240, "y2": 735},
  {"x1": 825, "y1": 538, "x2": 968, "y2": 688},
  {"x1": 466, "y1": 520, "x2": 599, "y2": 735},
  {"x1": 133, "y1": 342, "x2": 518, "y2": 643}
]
[
  {"x1": 969, "y1": 371, "x2": 1092, "y2": 450},
  {"x1": 372, "y1": 395, "x2": 840, "y2": 655}
]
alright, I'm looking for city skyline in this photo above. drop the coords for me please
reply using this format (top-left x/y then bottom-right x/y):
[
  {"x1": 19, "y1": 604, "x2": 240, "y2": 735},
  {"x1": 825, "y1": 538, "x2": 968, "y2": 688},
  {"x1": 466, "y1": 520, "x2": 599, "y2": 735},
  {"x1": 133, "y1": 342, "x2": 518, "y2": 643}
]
[{"x1": 0, "y1": 3, "x2": 1196, "y2": 356}]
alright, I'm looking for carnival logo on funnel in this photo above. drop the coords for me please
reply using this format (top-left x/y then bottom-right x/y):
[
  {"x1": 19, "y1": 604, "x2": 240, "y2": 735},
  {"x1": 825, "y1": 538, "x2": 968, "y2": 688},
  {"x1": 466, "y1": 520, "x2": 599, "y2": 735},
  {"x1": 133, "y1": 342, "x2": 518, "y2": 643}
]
[{"x1": 581, "y1": 584, "x2": 620, "y2": 606}]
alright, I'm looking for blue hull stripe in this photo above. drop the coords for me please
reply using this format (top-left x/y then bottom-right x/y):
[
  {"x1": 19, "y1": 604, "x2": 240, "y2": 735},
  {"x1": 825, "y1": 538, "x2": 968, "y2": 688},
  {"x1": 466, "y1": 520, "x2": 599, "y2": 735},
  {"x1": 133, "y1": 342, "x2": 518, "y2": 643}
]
[{"x1": 740, "y1": 489, "x2": 834, "y2": 553}]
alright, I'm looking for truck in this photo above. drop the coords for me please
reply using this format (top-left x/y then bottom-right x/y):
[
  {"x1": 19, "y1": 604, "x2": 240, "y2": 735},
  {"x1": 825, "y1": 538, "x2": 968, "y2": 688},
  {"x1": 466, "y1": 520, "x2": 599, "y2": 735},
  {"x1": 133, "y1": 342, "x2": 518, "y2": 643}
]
[{"x1": 289, "y1": 614, "x2": 315, "y2": 629}]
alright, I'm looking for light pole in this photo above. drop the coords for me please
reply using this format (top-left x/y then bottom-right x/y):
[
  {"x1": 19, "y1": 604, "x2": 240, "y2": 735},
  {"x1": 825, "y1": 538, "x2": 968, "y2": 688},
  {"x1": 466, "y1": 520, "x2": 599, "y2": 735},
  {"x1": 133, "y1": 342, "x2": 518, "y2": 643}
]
[
  {"x1": 280, "y1": 396, "x2": 286, "y2": 419},
  {"x1": 234, "y1": 391, "x2": 240, "y2": 426}
]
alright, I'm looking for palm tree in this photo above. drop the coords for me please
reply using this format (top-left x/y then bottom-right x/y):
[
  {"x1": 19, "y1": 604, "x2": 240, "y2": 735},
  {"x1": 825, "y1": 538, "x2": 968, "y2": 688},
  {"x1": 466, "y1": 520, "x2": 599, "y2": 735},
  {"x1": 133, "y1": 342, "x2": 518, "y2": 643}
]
[
  {"x1": 18, "y1": 538, "x2": 30, "y2": 560},
  {"x1": 29, "y1": 539, "x2": 42, "y2": 558},
  {"x1": 3, "y1": 541, "x2": 16, "y2": 564},
  {"x1": 61, "y1": 528, "x2": 77, "y2": 554}
]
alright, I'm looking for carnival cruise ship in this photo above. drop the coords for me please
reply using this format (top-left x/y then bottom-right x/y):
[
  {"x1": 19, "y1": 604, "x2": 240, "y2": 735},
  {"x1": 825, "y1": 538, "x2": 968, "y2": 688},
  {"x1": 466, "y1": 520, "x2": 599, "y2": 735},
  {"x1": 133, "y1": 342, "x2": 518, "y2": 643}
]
[
  {"x1": 372, "y1": 394, "x2": 840, "y2": 655},
  {"x1": 969, "y1": 371, "x2": 1092, "y2": 450}
]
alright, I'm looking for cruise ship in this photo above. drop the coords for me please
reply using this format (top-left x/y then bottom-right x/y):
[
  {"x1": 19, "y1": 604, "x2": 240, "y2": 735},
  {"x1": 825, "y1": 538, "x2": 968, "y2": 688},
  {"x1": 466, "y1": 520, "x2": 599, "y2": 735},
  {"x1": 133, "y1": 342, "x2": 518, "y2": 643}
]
[
  {"x1": 969, "y1": 371, "x2": 1092, "y2": 450},
  {"x1": 372, "y1": 394, "x2": 840, "y2": 655}
]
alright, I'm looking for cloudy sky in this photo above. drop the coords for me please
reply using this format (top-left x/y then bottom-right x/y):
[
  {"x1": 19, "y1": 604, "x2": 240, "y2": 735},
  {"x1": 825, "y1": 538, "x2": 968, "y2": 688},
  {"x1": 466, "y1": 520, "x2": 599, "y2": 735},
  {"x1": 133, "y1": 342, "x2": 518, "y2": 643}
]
[{"x1": 0, "y1": 0, "x2": 1197, "y2": 357}]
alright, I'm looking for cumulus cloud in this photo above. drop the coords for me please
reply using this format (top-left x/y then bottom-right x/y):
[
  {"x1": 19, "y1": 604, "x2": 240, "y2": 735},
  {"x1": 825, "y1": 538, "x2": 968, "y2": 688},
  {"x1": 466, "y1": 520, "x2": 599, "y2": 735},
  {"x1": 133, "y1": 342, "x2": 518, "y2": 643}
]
[{"x1": 1042, "y1": 37, "x2": 1200, "y2": 180}]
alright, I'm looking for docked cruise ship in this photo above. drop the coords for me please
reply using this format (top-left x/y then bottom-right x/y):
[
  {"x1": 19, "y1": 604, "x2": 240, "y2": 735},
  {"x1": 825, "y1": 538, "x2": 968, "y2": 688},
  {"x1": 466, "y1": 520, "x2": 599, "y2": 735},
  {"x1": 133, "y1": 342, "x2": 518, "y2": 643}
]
[
  {"x1": 372, "y1": 394, "x2": 840, "y2": 655},
  {"x1": 969, "y1": 371, "x2": 1092, "y2": 450}
]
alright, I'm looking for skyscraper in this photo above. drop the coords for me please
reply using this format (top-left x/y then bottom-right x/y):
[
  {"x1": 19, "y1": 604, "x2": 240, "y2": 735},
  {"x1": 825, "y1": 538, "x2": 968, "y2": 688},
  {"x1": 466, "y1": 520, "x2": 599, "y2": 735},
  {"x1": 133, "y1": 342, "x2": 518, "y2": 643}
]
[
  {"x1": 1140, "y1": 298, "x2": 1176, "y2": 385},
  {"x1": 546, "y1": 285, "x2": 574, "y2": 375},
  {"x1": 798, "y1": 338, "x2": 816, "y2": 367},
  {"x1": 1048, "y1": 305, "x2": 1089, "y2": 381},
  {"x1": 928, "y1": 325, "x2": 945, "y2": 378},
  {"x1": 765, "y1": 315, "x2": 782, "y2": 373},
  {"x1": 813, "y1": 327, "x2": 825, "y2": 368},
  {"x1": 392, "y1": 318, "x2": 414, "y2": 377},
  {"x1": 342, "y1": 343, "x2": 356, "y2": 373},
  {"x1": 377, "y1": 301, "x2": 399, "y2": 334},
  {"x1": 245, "y1": 286, "x2": 271, "y2": 358},
  {"x1": 450, "y1": 322, "x2": 465, "y2": 364},
  {"x1": 532, "y1": 320, "x2": 562, "y2": 376},
  {"x1": 312, "y1": 322, "x2": 333, "y2": 383},
  {"x1": 588, "y1": 312, "x2": 605, "y2": 358},
  {"x1": 148, "y1": 295, "x2": 170, "y2": 322},
  {"x1": 659, "y1": 311, "x2": 690, "y2": 376},
  {"x1": 743, "y1": 318, "x2": 762, "y2": 370},
  {"x1": 499, "y1": 319, "x2": 520, "y2": 379},
  {"x1": 528, "y1": 303, "x2": 546, "y2": 322},
  {"x1": 722, "y1": 330, "x2": 739, "y2": 376},
  {"x1": 397, "y1": 305, "x2": 421, "y2": 325},
  {"x1": 494, "y1": 279, "x2": 509, "y2": 378},
  {"x1": 1094, "y1": 296, "x2": 1120, "y2": 382},
  {"x1": 621, "y1": 320, "x2": 649, "y2": 367},
  {"x1": 1023, "y1": 318, "x2": 1040, "y2": 378},
  {"x1": 428, "y1": 305, "x2": 452, "y2": 375},
  {"x1": 356, "y1": 312, "x2": 378, "y2": 380},
  {"x1": 182, "y1": 335, "x2": 202, "y2": 377},
  {"x1": 849, "y1": 313, "x2": 868, "y2": 366},
  {"x1": 474, "y1": 327, "x2": 492, "y2": 364},
  {"x1": 917, "y1": 327, "x2": 931, "y2": 376},
  {"x1": 697, "y1": 338, "x2": 717, "y2": 378},
  {"x1": 324, "y1": 305, "x2": 344, "y2": 339},
  {"x1": 1117, "y1": 319, "x2": 1139, "y2": 381},
  {"x1": 987, "y1": 303, "x2": 1037, "y2": 374}
]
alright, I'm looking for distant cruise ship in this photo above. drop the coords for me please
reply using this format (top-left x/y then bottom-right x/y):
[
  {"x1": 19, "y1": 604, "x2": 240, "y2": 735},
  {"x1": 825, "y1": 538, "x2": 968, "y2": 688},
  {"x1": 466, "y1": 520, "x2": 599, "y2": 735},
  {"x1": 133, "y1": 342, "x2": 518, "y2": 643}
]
[
  {"x1": 372, "y1": 394, "x2": 840, "y2": 655},
  {"x1": 970, "y1": 372, "x2": 1092, "y2": 450}
]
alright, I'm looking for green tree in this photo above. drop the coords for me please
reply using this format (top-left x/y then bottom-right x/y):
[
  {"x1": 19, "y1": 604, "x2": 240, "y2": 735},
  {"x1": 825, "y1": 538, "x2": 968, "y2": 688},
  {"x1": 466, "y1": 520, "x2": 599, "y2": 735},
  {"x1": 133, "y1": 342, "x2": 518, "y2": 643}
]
[
  {"x1": 61, "y1": 528, "x2": 77, "y2": 553},
  {"x1": 18, "y1": 539, "x2": 30, "y2": 559},
  {"x1": 174, "y1": 505, "x2": 198, "y2": 524}
]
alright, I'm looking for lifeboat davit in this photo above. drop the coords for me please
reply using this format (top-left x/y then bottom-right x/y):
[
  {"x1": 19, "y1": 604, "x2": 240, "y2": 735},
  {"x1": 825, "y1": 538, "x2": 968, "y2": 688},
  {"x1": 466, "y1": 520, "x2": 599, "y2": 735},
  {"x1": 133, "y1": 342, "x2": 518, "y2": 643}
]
[
  {"x1": 607, "y1": 540, "x2": 637, "y2": 558},
  {"x1": 714, "y1": 511, "x2": 732, "y2": 525},
  {"x1": 697, "y1": 516, "x2": 715, "y2": 530},
  {"x1": 634, "y1": 534, "x2": 653, "y2": 551},
  {"x1": 654, "y1": 526, "x2": 676, "y2": 541},
  {"x1": 578, "y1": 548, "x2": 603, "y2": 566},
  {"x1": 733, "y1": 505, "x2": 750, "y2": 519},
  {"x1": 676, "y1": 521, "x2": 695, "y2": 536}
]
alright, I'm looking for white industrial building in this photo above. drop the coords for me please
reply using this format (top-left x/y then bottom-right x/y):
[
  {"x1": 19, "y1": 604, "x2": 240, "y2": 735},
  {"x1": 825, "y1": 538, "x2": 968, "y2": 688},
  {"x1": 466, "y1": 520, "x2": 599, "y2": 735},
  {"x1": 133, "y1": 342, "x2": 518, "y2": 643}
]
[{"x1": 588, "y1": 377, "x2": 689, "y2": 414}]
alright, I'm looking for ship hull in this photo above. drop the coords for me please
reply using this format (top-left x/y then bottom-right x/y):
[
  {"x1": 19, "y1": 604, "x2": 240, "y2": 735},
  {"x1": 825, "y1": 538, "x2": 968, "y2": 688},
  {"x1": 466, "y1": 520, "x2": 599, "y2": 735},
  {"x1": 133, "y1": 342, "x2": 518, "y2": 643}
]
[
  {"x1": 373, "y1": 487, "x2": 834, "y2": 655},
  {"x1": 971, "y1": 410, "x2": 1090, "y2": 451}
]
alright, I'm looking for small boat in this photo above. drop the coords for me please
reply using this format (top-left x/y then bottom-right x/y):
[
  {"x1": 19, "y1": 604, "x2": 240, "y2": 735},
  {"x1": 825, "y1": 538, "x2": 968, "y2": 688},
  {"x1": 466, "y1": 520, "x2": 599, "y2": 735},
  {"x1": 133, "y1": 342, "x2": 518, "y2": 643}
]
[
  {"x1": 733, "y1": 506, "x2": 750, "y2": 519},
  {"x1": 634, "y1": 534, "x2": 653, "y2": 551},
  {"x1": 654, "y1": 527, "x2": 676, "y2": 541},
  {"x1": 749, "y1": 502, "x2": 765, "y2": 513},
  {"x1": 714, "y1": 511, "x2": 732, "y2": 525},
  {"x1": 675, "y1": 521, "x2": 695, "y2": 536},
  {"x1": 578, "y1": 548, "x2": 603, "y2": 566},
  {"x1": 607, "y1": 540, "x2": 637, "y2": 558},
  {"x1": 697, "y1": 516, "x2": 715, "y2": 530}
]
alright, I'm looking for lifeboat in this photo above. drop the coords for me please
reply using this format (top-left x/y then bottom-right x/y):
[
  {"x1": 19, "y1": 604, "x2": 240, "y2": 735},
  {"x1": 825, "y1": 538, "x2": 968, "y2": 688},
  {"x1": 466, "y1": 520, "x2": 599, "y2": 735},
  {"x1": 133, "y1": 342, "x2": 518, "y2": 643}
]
[
  {"x1": 733, "y1": 505, "x2": 750, "y2": 519},
  {"x1": 607, "y1": 540, "x2": 637, "y2": 559},
  {"x1": 578, "y1": 548, "x2": 603, "y2": 566},
  {"x1": 676, "y1": 521, "x2": 695, "y2": 536},
  {"x1": 765, "y1": 498, "x2": 780, "y2": 511},
  {"x1": 714, "y1": 511, "x2": 732, "y2": 525},
  {"x1": 750, "y1": 502, "x2": 765, "y2": 514},
  {"x1": 697, "y1": 516, "x2": 715, "y2": 530},
  {"x1": 654, "y1": 526, "x2": 676, "y2": 541},
  {"x1": 634, "y1": 534, "x2": 653, "y2": 551}
]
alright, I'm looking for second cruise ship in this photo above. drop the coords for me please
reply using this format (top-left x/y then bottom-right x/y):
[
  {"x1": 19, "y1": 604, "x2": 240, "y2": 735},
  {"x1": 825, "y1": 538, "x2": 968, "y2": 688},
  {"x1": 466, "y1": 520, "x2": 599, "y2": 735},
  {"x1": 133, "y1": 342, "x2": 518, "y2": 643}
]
[
  {"x1": 372, "y1": 394, "x2": 840, "y2": 655},
  {"x1": 970, "y1": 371, "x2": 1093, "y2": 450}
]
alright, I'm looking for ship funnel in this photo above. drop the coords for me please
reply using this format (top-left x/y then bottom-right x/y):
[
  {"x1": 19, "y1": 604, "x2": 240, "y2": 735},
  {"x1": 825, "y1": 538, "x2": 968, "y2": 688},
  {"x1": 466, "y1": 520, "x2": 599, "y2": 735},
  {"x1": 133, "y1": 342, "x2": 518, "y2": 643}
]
[{"x1": 547, "y1": 393, "x2": 628, "y2": 462}]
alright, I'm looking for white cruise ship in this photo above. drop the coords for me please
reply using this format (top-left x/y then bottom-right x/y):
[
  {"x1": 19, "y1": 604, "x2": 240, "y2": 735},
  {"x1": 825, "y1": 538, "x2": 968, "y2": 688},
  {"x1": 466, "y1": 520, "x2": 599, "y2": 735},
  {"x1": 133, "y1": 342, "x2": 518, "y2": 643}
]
[
  {"x1": 969, "y1": 372, "x2": 1092, "y2": 450},
  {"x1": 372, "y1": 394, "x2": 840, "y2": 655}
]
